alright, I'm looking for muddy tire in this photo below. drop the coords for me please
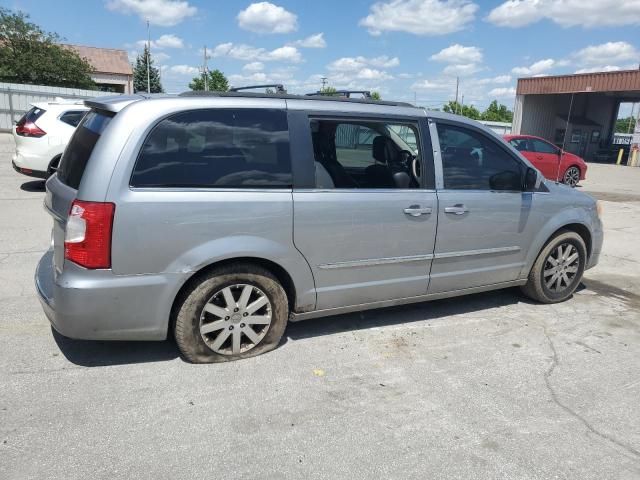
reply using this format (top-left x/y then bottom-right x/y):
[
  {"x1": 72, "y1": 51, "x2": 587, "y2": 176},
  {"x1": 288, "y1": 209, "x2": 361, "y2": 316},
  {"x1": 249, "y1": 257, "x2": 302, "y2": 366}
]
[{"x1": 174, "y1": 263, "x2": 288, "y2": 363}]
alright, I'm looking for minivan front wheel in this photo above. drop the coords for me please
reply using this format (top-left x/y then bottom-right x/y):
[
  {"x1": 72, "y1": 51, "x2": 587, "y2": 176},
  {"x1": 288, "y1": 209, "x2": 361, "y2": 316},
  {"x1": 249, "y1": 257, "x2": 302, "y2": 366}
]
[
  {"x1": 521, "y1": 230, "x2": 586, "y2": 303},
  {"x1": 174, "y1": 264, "x2": 289, "y2": 363}
]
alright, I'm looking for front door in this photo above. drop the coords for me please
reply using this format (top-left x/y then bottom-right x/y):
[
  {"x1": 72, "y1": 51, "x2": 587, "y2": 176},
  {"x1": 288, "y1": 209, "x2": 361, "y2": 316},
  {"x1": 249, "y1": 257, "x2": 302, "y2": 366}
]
[
  {"x1": 293, "y1": 115, "x2": 438, "y2": 310},
  {"x1": 529, "y1": 138, "x2": 561, "y2": 180},
  {"x1": 429, "y1": 121, "x2": 535, "y2": 294}
]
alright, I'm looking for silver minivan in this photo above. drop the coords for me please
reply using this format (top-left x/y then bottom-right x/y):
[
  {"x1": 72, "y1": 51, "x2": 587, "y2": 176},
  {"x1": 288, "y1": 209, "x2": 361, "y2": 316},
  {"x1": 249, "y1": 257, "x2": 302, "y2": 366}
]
[{"x1": 36, "y1": 91, "x2": 603, "y2": 363}]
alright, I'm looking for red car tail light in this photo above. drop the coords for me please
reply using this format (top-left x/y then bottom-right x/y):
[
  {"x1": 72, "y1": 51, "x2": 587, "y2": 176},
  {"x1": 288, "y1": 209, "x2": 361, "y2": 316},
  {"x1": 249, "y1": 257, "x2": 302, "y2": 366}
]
[
  {"x1": 15, "y1": 121, "x2": 46, "y2": 137},
  {"x1": 64, "y1": 200, "x2": 115, "y2": 269}
]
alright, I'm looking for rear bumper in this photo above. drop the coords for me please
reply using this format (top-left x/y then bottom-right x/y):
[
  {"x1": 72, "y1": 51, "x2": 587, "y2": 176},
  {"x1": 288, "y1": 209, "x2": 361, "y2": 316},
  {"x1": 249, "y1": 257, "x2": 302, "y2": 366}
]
[
  {"x1": 36, "y1": 249, "x2": 183, "y2": 341},
  {"x1": 12, "y1": 159, "x2": 47, "y2": 179}
]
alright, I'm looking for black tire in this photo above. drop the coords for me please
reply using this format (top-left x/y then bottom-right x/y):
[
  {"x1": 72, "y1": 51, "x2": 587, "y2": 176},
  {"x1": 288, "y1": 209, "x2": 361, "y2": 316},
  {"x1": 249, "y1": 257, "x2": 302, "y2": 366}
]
[
  {"x1": 174, "y1": 263, "x2": 288, "y2": 363},
  {"x1": 46, "y1": 155, "x2": 61, "y2": 179},
  {"x1": 521, "y1": 230, "x2": 586, "y2": 303}
]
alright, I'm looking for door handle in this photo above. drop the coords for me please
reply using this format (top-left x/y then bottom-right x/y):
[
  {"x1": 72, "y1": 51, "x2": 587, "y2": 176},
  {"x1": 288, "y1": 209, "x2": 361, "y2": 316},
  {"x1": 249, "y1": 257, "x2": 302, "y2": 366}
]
[
  {"x1": 444, "y1": 204, "x2": 469, "y2": 215},
  {"x1": 403, "y1": 205, "x2": 432, "y2": 217}
]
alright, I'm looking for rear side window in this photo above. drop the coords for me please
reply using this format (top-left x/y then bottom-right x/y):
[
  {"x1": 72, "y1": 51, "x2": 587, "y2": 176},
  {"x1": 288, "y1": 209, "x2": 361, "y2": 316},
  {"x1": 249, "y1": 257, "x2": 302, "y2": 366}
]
[
  {"x1": 17, "y1": 106, "x2": 45, "y2": 125},
  {"x1": 509, "y1": 138, "x2": 530, "y2": 152},
  {"x1": 57, "y1": 110, "x2": 114, "y2": 189},
  {"x1": 131, "y1": 109, "x2": 291, "y2": 189},
  {"x1": 59, "y1": 110, "x2": 87, "y2": 128},
  {"x1": 530, "y1": 138, "x2": 558, "y2": 154}
]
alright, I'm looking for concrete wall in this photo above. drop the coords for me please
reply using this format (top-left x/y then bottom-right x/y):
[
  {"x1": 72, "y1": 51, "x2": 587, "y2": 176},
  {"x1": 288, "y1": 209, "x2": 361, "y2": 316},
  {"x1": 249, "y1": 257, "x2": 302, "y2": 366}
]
[
  {"x1": 91, "y1": 73, "x2": 133, "y2": 94},
  {"x1": 0, "y1": 82, "x2": 115, "y2": 132}
]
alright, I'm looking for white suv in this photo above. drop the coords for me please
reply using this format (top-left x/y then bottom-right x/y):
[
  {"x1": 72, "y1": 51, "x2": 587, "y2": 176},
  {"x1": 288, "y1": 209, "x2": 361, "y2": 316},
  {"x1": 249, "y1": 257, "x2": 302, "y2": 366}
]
[{"x1": 12, "y1": 100, "x2": 88, "y2": 179}]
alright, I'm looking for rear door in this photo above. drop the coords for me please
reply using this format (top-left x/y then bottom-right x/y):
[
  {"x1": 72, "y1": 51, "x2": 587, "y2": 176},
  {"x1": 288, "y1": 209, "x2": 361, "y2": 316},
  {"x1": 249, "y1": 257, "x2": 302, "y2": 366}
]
[
  {"x1": 45, "y1": 109, "x2": 114, "y2": 273},
  {"x1": 429, "y1": 120, "x2": 534, "y2": 293},
  {"x1": 291, "y1": 111, "x2": 438, "y2": 310}
]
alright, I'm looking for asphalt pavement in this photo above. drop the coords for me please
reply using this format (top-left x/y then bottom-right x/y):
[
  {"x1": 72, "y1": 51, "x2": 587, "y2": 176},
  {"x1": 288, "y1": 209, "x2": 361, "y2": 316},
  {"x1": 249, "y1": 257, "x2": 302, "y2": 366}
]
[{"x1": 1, "y1": 133, "x2": 639, "y2": 479}]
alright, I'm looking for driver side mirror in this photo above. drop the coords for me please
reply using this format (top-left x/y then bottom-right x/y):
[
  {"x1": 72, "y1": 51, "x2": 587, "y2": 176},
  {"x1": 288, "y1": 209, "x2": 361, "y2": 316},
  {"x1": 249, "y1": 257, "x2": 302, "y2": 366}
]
[{"x1": 523, "y1": 167, "x2": 539, "y2": 191}]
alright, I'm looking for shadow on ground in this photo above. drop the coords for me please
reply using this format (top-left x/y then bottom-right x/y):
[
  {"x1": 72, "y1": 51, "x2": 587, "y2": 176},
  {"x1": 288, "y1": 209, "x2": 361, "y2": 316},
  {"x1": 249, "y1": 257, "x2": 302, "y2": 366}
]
[
  {"x1": 52, "y1": 328, "x2": 180, "y2": 367},
  {"x1": 20, "y1": 180, "x2": 45, "y2": 192},
  {"x1": 286, "y1": 287, "x2": 527, "y2": 341}
]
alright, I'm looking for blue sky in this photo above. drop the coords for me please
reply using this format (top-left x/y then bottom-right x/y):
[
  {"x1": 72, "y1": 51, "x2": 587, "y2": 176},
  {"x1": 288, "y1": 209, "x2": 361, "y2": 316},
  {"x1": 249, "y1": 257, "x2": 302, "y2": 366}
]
[{"x1": 4, "y1": 0, "x2": 640, "y2": 112}]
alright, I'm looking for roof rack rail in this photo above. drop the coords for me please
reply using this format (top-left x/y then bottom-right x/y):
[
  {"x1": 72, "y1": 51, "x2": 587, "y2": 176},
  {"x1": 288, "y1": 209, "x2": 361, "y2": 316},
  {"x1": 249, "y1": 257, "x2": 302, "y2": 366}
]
[
  {"x1": 306, "y1": 90, "x2": 372, "y2": 99},
  {"x1": 229, "y1": 84, "x2": 287, "y2": 94}
]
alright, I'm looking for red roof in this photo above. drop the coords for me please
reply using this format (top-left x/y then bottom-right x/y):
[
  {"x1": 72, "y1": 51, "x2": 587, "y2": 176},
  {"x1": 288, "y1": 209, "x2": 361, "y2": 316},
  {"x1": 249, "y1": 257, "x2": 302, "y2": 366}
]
[{"x1": 63, "y1": 44, "x2": 133, "y2": 76}]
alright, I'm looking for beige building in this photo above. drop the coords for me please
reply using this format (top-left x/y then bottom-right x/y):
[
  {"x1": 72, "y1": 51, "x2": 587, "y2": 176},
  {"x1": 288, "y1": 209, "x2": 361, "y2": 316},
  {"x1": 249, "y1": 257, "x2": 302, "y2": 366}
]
[{"x1": 64, "y1": 44, "x2": 133, "y2": 94}]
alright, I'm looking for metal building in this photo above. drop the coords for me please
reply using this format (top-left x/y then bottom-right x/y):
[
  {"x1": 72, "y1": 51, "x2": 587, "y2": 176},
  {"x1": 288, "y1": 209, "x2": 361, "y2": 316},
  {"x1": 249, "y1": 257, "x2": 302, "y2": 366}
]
[{"x1": 512, "y1": 69, "x2": 640, "y2": 162}]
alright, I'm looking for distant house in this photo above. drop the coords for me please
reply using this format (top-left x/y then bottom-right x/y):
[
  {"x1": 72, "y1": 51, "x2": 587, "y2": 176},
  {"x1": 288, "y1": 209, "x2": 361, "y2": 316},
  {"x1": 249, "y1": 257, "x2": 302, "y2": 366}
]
[{"x1": 64, "y1": 44, "x2": 133, "y2": 94}]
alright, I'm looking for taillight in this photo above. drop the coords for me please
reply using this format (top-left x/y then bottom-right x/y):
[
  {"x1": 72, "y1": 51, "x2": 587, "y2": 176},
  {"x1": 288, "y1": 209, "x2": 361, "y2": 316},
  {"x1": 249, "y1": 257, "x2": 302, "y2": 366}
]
[
  {"x1": 64, "y1": 200, "x2": 115, "y2": 269},
  {"x1": 15, "y1": 121, "x2": 46, "y2": 137}
]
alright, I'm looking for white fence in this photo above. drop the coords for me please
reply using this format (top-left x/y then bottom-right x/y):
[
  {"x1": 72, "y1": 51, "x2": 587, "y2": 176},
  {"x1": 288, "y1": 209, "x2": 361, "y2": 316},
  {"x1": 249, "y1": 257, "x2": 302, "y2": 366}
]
[{"x1": 0, "y1": 82, "x2": 117, "y2": 132}]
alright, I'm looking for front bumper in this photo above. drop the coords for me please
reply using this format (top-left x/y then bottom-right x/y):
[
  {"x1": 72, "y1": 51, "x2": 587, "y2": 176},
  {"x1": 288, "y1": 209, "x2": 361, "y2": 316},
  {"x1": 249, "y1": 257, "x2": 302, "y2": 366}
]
[
  {"x1": 35, "y1": 249, "x2": 183, "y2": 341},
  {"x1": 586, "y1": 219, "x2": 603, "y2": 270}
]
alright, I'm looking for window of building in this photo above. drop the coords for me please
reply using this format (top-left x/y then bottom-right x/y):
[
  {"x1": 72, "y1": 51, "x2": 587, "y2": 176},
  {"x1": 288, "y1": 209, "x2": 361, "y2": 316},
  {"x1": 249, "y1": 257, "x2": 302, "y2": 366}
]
[
  {"x1": 437, "y1": 123, "x2": 524, "y2": 191},
  {"x1": 131, "y1": 109, "x2": 291, "y2": 188}
]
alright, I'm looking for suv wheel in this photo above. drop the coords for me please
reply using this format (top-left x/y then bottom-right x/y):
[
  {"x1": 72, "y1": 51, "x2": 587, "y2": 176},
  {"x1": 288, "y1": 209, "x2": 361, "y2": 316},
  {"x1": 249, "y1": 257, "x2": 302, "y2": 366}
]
[
  {"x1": 521, "y1": 230, "x2": 586, "y2": 303},
  {"x1": 47, "y1": 155, "x2": 61, "y2": 179},
  {"x1": 174, "y1": 263, "x2": 289, "y2": 363}
]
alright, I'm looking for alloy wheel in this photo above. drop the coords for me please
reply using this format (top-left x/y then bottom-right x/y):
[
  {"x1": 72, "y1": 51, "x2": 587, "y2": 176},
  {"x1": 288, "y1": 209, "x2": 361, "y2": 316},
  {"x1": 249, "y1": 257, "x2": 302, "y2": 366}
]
[
  {"x1": 199, "y1": 284, "x2": 272, "y2": 355},
  {"x1": 563, "y1": 167, "x2": 580, "y2": 187},
  {"x1": 543, "y1": 243, "x2": 580, "y2": 293}
]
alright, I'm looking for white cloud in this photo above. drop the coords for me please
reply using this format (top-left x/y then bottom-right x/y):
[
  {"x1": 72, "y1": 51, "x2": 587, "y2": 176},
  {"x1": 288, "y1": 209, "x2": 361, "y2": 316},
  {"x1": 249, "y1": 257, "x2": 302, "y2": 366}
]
[
  {"x1": 237, "y1": 2, "x2": 298, "y2": 34},
  {"x1": 212, "y1": 42, "x2": 302, "y2": 63},
  {"x1": 135, "y1": 34, "x2": 185, "y2": 50},
  {"x1": 243, "y1": 62, "x2": 265, "y2": 72},
  {"x1": 328, "y1": 55, "x2": 399, "y2": 72},
  {"x1": 487, "y1": 87, "x2": 516, "y2": 98},
  {"x1": 431, "y1": 44, "x2": 483, "y2": 64},
  {"x1": 154, "y1": 34, "x2": 184, "y2": 49},
  {"x1": 168, "y1": 64, "x2": 199, "y2": 75},
  {"x1": 487, "y1": 0, "x2": 640, "y2": 28},
  {"x1": 574, "y1": 65, "x2": 622, "y2": 74},
  {"x1": 106, "y1": 0, "x2": 197, "y2": 26},
  {"x1": 356, "y1": 68, "x2": 393, "y2": 80},
  {"x1": 443, "y1": 63, "x2": 483, "y2": 76},
  {"x1": 360, "y1": 0, "x2": 478, "y2": 36},
  {"x1": 411, "y1": 78, "x2": 455, "y2": 91},
  {"x1": 512, "y1": 58, "x2": 556, "y2": 75},
  {"x1": 291, "y1": 33, "x2": 327, "y2": 49},
  {"x1": 573, "y1": 42, "x2": 639, "y2": 66},
  {"x1": 153, "y1": 52, "x2": 171, "y2": 63},
  {"x1": 477, "y1": 74, "x2": 512, "y2": 84}
]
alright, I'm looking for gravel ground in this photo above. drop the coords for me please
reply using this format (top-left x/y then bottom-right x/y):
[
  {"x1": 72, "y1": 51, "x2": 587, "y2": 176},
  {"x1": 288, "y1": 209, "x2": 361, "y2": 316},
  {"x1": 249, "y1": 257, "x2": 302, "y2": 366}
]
[{"x1": 1, "y1": 133, "x2": 639, "y2": 479}]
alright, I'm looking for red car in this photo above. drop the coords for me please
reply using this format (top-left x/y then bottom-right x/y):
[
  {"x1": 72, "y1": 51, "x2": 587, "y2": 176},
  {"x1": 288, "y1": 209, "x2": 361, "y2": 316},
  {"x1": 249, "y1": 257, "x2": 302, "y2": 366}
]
[{"x1": 504, "y1": 134, "x2": 587, "y2": 187}]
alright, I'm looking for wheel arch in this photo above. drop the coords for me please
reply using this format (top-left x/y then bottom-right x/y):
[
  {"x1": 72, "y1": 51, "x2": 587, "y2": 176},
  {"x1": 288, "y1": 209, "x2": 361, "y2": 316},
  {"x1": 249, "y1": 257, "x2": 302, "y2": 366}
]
[{"x1": 169, "y1": 256, "x2": 300, "y2": 334}]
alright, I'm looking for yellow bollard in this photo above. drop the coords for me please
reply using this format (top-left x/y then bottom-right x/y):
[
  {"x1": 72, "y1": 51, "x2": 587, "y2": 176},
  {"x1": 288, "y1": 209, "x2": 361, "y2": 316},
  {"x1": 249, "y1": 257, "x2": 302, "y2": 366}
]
[
  {"x1": 616, "y1": 149, "x2": 624, "y2": 165},
  {"x1": 630, "y1": 149, "x2": 639, "y2": 167}
]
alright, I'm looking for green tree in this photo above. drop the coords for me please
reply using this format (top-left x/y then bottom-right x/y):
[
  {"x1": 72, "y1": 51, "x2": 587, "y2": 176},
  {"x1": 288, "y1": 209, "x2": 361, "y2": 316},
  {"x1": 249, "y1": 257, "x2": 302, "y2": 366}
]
[
  {"x1": 189, "y1": 69, "x2": 229, "y2": 91},
  {"x1": 133, "y1": 45, "x2": 163, "y2": 93},
  {"x1": 0, "y1": 8, "x2": 95, "y2": 88},
  {"x1": 481, "y1": 100, "x2": 513, "y2": 122},
  {"x1": 319, "y1": 86, "x2": 338, "y2": 96},
  {"x1": 615, "y1": 116, "x2": 637, "y2": 133},
  {"x1": 371, "y1": 91, "x2": 381, "y2": 100},
  {"x1": 443, "y1": 100, "x2": 481, "y2": 120}
]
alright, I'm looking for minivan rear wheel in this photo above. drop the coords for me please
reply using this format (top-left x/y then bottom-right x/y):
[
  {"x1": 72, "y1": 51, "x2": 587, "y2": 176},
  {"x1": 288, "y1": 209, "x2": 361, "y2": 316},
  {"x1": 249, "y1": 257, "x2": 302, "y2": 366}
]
[
  {"x1": 174, "y1": 263, "x2": 289, "y2": 363},
  {"x1": 521, "y1": 230, "x2": 586, "y2": 303}
]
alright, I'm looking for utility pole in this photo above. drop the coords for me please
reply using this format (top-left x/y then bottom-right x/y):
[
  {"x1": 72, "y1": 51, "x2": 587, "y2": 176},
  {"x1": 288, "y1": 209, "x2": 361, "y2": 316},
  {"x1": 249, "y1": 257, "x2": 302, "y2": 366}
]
[
  {"x1": 414, "y1": 91, "x2": 417, "y2": 106},
  {"x1": 454, "y1": 76, "x2": 459, "y2": 114},
  {"x1": 460, "y1": 95, "x2": 464, "y2": 116},
  {"x1": 202, "y1": 46, "x2": 209, "y2": 91},
  {"x1": 628, "y1": 103, "x2": 636, "y2": 134},
  {"x1": 146, "y1": 20, "x2": 151, "y2": 94},
  {"x1": 321, "y1": 76, "x2": 328, "y2": 91}
]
